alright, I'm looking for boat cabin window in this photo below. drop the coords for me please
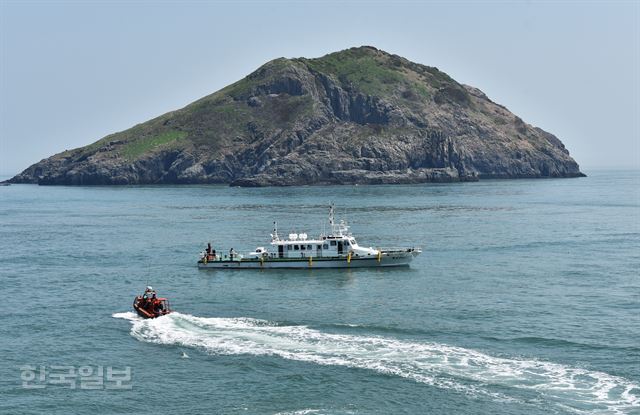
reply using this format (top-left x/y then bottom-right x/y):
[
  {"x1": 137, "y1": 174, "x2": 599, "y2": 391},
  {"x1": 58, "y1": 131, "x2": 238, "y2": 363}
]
[
  {"x1": 294, "y1": 245, "x2": 299, "y2": 250},
  {"x1": 330, "y1": 241, "x2": 336, "y2": 246},
  {"x1": 301, "y1": 245, "x2": 306, "y2": 250},
  {"x1": 287, "y1": 245, "x2": 292, "y2": 251},
  {"x1": 307, "y1": 244, "x2": 312, "y2": 250},
  {"x1": 323, "y1": 244, "x2": 329, "y2": 249},
  {"x1": 350, "y1": 239, "x2": 356, "y2": 245},
  {"x1": 317, "y1": 244, "x2": 322, "y2": 249}
]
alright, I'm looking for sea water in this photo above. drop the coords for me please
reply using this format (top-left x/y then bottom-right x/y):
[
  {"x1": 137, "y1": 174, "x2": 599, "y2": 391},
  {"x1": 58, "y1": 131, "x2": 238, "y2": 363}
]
[{"x1": 0, "y1": 170, "x2": 638, "y2": 414}]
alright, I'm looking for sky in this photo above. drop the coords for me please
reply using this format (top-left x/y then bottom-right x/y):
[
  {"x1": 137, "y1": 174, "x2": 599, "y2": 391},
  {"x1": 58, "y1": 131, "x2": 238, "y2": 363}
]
[{"x1": 0, "y1": 0, "x2": 638, "y2": 175}]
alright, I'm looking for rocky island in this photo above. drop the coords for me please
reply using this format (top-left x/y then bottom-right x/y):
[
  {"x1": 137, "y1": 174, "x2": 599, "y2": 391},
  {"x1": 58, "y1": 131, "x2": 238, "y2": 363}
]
[{"x1": 8, "y1": 46, "x2": 584, "y2": 186}]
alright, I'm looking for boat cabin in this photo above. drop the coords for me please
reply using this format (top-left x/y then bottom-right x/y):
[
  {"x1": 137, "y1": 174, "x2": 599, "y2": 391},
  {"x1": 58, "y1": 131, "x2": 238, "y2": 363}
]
[
  {"x1": 264, "y1": 210, "x2": 380, "y2": 259},
  {"x1": 269, "y1": 235, "x2": 362, "y2": 258}
]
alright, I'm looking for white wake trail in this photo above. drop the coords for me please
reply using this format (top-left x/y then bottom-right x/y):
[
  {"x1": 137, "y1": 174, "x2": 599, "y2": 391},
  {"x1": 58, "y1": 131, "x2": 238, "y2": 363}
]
[{"x1": 113, "y1": 312, "x2": 639, "y2": 414}]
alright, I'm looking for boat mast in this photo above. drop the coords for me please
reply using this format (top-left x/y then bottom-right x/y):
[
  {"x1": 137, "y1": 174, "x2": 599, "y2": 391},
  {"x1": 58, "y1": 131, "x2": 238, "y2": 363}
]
[
  {"x1": 329, "y1": 203, "x2": 338, "y2": 236},
  {"x1": 328, "y1": 203, "x2": 348, "y2": 237},
  {"x1": 329, "y1": 203, "x2": 334, "y2": 228}
]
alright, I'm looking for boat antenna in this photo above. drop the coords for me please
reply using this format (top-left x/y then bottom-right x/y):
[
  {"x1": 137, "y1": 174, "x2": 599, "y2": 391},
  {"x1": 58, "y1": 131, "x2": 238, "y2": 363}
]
[
  {"x1": 329, "y1": 202, "x2": 336, "y2": 235},
  {"x1": 145, "y1": 260, "x2": 150, "y2": 288}
]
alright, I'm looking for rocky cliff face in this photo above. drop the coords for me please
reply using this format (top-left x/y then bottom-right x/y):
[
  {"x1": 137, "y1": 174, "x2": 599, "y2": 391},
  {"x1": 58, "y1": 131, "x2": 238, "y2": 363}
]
[{"x1": 9, "y1": 46, "x2": 584, "y2": 186}]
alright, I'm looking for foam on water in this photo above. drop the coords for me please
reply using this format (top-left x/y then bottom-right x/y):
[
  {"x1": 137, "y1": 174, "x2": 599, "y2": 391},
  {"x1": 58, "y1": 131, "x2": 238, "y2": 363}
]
[{"x1": 113, "y1": 312, "x2": 639, "y2": 414}]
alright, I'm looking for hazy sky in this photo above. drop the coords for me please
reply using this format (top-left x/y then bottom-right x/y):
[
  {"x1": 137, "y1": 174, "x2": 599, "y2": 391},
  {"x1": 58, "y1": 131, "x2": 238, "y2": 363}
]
[{"x1": 1, "y1": 1, "x2": 638, "y2": 175}]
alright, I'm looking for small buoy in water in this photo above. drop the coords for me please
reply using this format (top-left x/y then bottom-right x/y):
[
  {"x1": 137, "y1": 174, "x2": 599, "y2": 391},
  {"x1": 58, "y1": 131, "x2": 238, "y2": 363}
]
[{"x1": 180, "y1": 351, "x2": 189, "y2": 359}]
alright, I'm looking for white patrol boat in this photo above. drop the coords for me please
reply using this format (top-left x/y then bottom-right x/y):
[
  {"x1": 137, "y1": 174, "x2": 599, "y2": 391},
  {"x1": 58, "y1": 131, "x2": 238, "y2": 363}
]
[{"x1": 197, "y1": 205, "x2": 421, "y2": 269}]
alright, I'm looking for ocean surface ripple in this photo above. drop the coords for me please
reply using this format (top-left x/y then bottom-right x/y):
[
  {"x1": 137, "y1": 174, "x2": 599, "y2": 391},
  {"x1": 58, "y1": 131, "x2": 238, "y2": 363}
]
[{"x1": 1, "y1": 171, "x2": 638, "y2": 415}]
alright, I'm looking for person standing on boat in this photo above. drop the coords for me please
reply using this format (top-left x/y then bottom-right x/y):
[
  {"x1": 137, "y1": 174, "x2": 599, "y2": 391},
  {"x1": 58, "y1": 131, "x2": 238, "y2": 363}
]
[
  {"x1": 229, "y1": 248, "x2": 236, "y2": 260},
  {"x1": 206, "y1": 243, "x2": 216, "y2": 261}
]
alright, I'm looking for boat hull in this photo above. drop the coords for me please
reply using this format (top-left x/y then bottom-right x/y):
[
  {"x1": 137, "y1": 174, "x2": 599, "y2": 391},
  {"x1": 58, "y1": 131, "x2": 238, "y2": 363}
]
[
  {"x1": 198, "y1": 252, "x2": 417, "y2": 269},
  {"x1": 133, "y1": 297, "x2": 172, "y2": 319}
]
